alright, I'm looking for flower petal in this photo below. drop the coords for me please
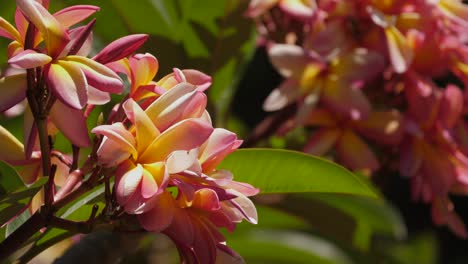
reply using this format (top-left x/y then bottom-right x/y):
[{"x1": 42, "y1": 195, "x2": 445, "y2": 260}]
[
  {"x1": 143, "y1": 162, "x2": 168, "y2": 193},
  {"x1": 64, "y1": 55, "x2": 123, "y2": 94},
  {"x1": 123, "y1": 98, "x2": 160, "y2": 154},
  {"x1": 0, "y1": 17, "x2": 21, "y2": 41},
  {"x1": 322, "y1": 78, "x2": 371, "y2": 120},
  {"x1": 245, "y1": 0, "x2": 277, "y2": 17},
  {"x1": 193, "y1": 189, "x2": 221, "y2": 211},
  {"x1": 354, "y1": 110, "x2": 404, "y2": 145},
  {"x1": 268, "y1": 44, "x2": 309, "y2": 78},
  {"x1": 59, "y1": 25, "x2": 94, "y2": 58},
  {"x1": 141, "y1": 168, "x2": 158, "y2": 199},
  {"x1": 200, "y1": 128, "x2": 242, "y2": 172},
  {"x1": 229, "y1": 190, "x2": 258, "y2": 224},
  {"x1": 53, "y1": 5, "x2": 100, "y2": 28},
  {"x1": 8, "y1": 49, "x2": 52, "y2": 69},
  {"x1": 93, "y1": 34, "x2": 149, "y2": 65},
  {"x1": 92, "y1": 123, "x2": 137, "y2": 167},
  {"x1": 303, "y1": 128, "x2": 340, "y2": 156},
  {"x1": 49, "y1": 100, "x2": 90, "y2": 147},
  {"x1": 439, "y1": 85, "x2": 463, "y2": 128},
  {"x1": 145, "y1": 83, "x2": 207, "y2": 131},
  {"x1": 137, "y1": 191, "x2": 175, "y2": 232},
  {"x1": 0, "y1": 73, "x2": 27, "y2": 112},
  {"x1": 166, "y1": 149, "x2": 199, "y2": 174},
  {"x1": 279, "y1": 0, "x2": 316, "y2": 21},
  {"x1": 334, "y1": 48, "x2": 385, "y2": 86},
  {"x1": 336, "y1": 130, "x2": 379, "y2": 172},
  {"x1": 87, "y1": 86, "x2": 110, "y2": 105},
  {"x1": 129, "y1": 53, "x2": 159, "y2": 89},
  {"x1": 139, "y1": 118, "x2": 213, "y2": 164},
  {"x1": 263, "y1": 79, "x2": 301, "y2": 111},
  {"x1": 16, "y1": 0, "x2": 69, "y2": 57},
  {"x1": 47, "y1": 61, "x2": 88, "y2": 109},
  {"x1": 385, "y1": 27, "x2": 413, "y2": 74},
  {"x1": 116, "y1": 162, "x2": 143, "y2": 206},
  {"x1": 181, "y1": 69, "x2": 212, "y2": 91},
  {"x1": 0, "y1": 125, "x2": 25, "y2": 162}
]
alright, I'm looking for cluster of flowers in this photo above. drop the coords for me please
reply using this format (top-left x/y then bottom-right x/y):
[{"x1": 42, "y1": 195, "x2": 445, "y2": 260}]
[
  {"x1": 247, "y1": 0, "x2": 468, "y2": 237},
  {"x1": 0, "y1": 0, "x2": 258, "y2": 263}
]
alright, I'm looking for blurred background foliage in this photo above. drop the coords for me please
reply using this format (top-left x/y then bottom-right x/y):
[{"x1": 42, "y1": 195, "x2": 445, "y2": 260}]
[{"x1": 1, "y1": 0, "x2": 468, "y2": 263}]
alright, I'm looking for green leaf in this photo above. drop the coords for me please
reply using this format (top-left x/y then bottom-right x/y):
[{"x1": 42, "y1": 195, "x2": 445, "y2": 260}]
[
  {"x1": 218, "y1": 149, "x2": 377, "y2": 198},
  {"x1": 0, "y1": 177, "x2": 47, "y2": 227},
  {"x1": 312, "y1": 194, "x2": 406, "y2": 248},
  {"x1": 5, "y1": 209, "x2": 31, "y2": 237},
  {"x1": 0, "y1": 161, "x2": 24, "y2": 195},
  {"x1": 386, "y1": 233, "x2": 437, "y2": 264},
  {"x1": 18, "y1": 185, "x2": 107, "y2": 262},
  {"x1": 58, "y1": 185, "x2": 106, "y2": 218},
  {"x1": 280, "y1": 193, "x2": 406, "y2": 250},
  {"x1": 228, "y1": 229, "x2": 353, "y2": 264}
]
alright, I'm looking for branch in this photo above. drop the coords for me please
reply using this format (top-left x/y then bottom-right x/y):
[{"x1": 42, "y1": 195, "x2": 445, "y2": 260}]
[{"x1": 243, "y1": 103, "x2": 297, "y2": 147}]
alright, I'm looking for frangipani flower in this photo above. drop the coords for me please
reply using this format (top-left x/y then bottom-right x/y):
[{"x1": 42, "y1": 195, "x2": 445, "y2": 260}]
[
  {"x1": 0, "y1": 125, "x2": 70, "y2": 185},
  {"x1": 0, "y1": 2, "x2": 100, "y2": 112},
  {"x1": 107, "y1": 54, "x2": 212, "y2": 105},
  {"x1": 266, "y1": 44, "x2": 384, "y2": 120},
  {"x1": 400, "y1": 75, "x2": 468, "y2": 236},
  {"x1": 246, "y1": 0, "x2": 317, "y2": 21},
  {"x1": 366, "y1": 6, "x2": 414, "y2": 74},
  {"x1": 1, "y1": 1, "x2": 148, "y2": 150},
  {"x1": 138, "y1": 128, "x2": 258, "y2": 264},
  {"x1": 302, "y1": 108, "x2": 403, "y2": 173},
  {"x1": 247, "y1": 0, "x2": 468, "y2": 237},
  {"x1": 93, "y1": 83, "x2": 211, "y2": 214}
]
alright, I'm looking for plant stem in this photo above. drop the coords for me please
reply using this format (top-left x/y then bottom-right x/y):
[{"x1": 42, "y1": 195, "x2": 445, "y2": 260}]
[
  {"x1": 243, "y1": 103, "x2": 297, "y2": 147},
  {"x1": 0, "y1": 212, "x2": 46, "y2": 260}
]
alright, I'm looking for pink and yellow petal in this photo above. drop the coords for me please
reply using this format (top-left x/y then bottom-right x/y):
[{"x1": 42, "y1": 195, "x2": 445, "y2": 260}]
[
  {"x1": 229, "y1": 190, "x2": 258, "y2": 224},
  {"x1": 63, "y1": 55, "x2": 123, "y2": 94},
  {"x1": 49, "y1": 100, "x2": 90, "y2": 147},
  {"x1": 0, "y1": 17, "x2": 21, "y2": 41},
  {"x1": 192, "y1": 189, "x2": 221, "y2": 211},
  {"x1": 322, "y1": 78, "x2": 371, "y2": 120},
  {"x1": 354, "y1": 110, "x2": 404, "y2": 145},
  {"x1": 116, "y1": 162, "x2": 143, "y2": 205},
  {"x1": 137, "y1": 191, "x2": 175, "y2": 232},
  {"x1": 92, "y1": 123, "x2": 136, "y2": 155},
  {"x1": 263, "y1": 79, "x2": 301, "y2": 111},
  {"x1": 245, "y1": 0, "x2": 278, "y2": 17},
  {"x1": 0, "y1": 73, "x2": 27, "y2": 112},
  {"x1": 385, "y1": 27, "x2": 413, "y2": 74},
  {"x1": 166, "y1": 149, "x2": 199, "y2": 174},
  {"x1": 87, "y1": 86, "x2": 110, "y2": 105},
  {"x1": 139, "y1": 118, "x2": 213, "y2": 164},
  {"x1": 16, "y1": 0, "x2": 69, "y2": 57},
  {"x1": 47, "y1": 61, "x2": 88, "y2": 109},
  {"x1": 143, "y1": 162, "x2": 168, "y2": 192},
  {"x1": 279, "y1": 0, "x2": 316, "y2": 21},
  {"x1": 268, "y1": 44, "x2": 310, "y2": 79},
  {"x1": 123, "y1": 98, "x2": 160, "y2": 154},
  {"x1": 439, "y1": 85, "x2": 463, "y2": 128},
  {"x1": 438, "y1": 0, "x2": 468, "y2": 26},
  {"x1": 303, "y1": 128, "x2": 340, "y2": 156},
  {"x1": 199, "y1": 128, "x2": 241, "y2": 172},
  {"x1": 0, "y1": 125, "x2": 25, "y2": 162},
  {"x1": 336, "y1": 130, "x2": 379, "y2": 173},
  {"x1": 8, "y1": 49, "x2": 52, "y2": 69},
  {"x1": 145, "y1": 83, "x2": 207, "y2": 131},
  {"x1": 129, "y1": 53, "x2": 159, "y2": 90},
  {"x1": 53, "y1": 5, "x2": 99, "y2": 28}
]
